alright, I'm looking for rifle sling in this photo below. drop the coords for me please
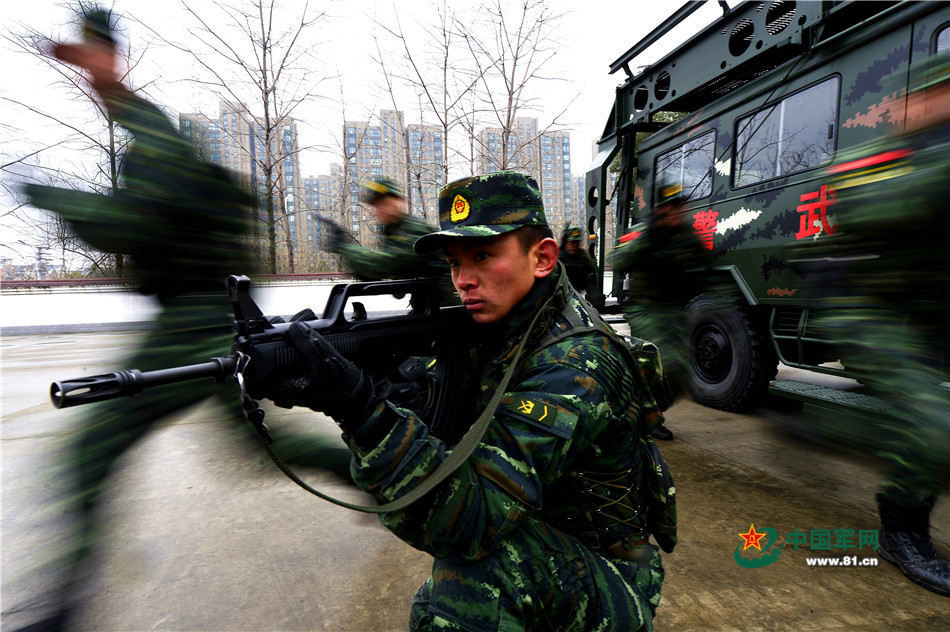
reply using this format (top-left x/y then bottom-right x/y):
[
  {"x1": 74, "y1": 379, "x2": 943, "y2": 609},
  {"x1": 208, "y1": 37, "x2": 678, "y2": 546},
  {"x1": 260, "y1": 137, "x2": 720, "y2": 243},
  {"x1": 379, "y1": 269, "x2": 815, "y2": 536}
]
[{"x1": 253, "y1": 278, "x2": 559, "y2": 514}]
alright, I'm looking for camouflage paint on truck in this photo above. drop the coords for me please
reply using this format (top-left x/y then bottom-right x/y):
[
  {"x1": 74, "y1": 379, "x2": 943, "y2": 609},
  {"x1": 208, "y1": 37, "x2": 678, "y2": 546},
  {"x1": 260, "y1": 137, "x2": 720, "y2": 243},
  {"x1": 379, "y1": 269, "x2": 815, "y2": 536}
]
[{"x1": 586, "y1": 0, "x2": 950, "y2": 410}]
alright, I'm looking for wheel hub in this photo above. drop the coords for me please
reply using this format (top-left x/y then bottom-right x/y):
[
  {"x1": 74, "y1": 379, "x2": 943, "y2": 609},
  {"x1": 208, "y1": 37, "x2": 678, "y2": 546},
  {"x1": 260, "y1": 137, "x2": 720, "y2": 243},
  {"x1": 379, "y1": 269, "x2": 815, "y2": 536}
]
[{"x1": 694, "y1": 325, "x2": 732, "y2": 381}]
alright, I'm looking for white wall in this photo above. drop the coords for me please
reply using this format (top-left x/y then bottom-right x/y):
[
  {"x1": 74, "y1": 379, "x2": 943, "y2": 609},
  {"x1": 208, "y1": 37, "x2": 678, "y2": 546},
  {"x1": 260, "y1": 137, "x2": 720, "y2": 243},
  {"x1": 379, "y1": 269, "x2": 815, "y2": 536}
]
[
  {"x1": 0, "y1": 278, "x2": 413, "y2": 334},
  {"x1": 1, "y1": 273, "x2": 614, "y2": 334}
]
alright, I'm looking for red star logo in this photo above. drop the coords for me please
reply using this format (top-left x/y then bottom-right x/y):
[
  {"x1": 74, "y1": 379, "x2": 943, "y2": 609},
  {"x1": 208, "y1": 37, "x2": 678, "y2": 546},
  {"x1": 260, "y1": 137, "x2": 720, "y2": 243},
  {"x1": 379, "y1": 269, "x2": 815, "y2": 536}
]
[{"x1": 739, "y1": 524, "x2": 766, "y2": 551}]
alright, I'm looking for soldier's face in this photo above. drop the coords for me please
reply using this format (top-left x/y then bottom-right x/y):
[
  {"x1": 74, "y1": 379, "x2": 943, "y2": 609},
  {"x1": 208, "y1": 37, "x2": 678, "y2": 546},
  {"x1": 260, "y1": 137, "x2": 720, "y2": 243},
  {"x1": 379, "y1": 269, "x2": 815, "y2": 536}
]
[
  {"x1": 655, "y1": 200, "x2": 687, "y2": 227},
  {"x1": 444, "y1": 231, "x2": 558, "y2": 325},
  {"x1": 372, "y1": 196, "x2": 407, "y2": 227}
]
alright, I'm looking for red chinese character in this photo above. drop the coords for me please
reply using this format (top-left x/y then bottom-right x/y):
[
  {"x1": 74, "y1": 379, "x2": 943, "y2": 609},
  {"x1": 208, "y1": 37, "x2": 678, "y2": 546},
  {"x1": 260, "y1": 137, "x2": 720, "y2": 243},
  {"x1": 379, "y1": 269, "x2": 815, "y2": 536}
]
[
  {"x1": 795, "y1": 185, "x2": 838, "y2": 240},
  {"x1": 692, "y1": 209, "x2": 718, "y2": 250}
]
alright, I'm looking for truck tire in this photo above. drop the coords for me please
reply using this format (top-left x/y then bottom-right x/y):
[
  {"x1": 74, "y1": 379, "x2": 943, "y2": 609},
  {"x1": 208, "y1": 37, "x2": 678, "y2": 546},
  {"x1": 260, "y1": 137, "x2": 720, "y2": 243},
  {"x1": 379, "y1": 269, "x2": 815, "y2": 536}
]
[{"x1": 685, "y1": 294, "x2": 777, "y2": 411}]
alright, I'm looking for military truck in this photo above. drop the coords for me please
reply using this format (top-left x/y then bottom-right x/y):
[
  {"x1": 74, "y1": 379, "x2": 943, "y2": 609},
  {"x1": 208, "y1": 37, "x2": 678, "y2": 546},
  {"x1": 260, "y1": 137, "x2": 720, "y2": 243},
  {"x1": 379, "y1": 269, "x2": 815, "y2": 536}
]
[{"x1": 585, "y1": 0, "x2": 950, "y2": 411}]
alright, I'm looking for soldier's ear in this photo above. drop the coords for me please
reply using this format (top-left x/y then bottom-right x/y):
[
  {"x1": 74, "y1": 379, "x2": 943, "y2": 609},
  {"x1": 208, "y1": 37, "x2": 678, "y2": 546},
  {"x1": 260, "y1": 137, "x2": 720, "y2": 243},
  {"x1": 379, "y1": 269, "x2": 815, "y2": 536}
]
[{"x1": 533, "y1": 237, "x2": 559, "y2": 279}]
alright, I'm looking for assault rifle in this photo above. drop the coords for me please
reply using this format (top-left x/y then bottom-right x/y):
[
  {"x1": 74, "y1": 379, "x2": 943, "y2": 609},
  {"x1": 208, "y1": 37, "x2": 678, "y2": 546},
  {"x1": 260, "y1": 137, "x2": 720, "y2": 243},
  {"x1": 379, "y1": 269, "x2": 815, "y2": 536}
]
[{"x1": 50, "y1": 275, "x2": 472, "y2": 440}]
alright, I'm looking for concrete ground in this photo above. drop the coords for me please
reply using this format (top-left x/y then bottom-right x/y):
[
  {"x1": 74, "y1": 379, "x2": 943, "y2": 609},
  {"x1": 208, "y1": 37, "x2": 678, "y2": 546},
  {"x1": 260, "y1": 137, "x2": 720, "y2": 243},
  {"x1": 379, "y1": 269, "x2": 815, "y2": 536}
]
[{"x1": 2, "y1": 332, "x2": 948, "y2": 631}]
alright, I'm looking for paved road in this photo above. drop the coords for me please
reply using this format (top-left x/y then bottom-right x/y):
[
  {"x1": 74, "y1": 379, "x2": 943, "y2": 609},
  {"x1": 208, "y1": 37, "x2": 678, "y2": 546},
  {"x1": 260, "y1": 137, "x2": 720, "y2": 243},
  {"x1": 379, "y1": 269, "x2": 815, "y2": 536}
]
[{"x1": 2, "y1": 332, "x2": 948, "y2": 631}]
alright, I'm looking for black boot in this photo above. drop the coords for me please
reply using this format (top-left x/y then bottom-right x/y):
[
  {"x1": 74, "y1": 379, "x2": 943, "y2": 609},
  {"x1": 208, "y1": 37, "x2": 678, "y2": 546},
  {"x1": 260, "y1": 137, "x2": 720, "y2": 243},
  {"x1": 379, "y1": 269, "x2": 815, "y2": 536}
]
[
  {"x1": 877, "y1": 493, "x2": 950, "y2": 596},
  {"x1": 650, "y1": 423, "x2": 674, "y2": 441}
]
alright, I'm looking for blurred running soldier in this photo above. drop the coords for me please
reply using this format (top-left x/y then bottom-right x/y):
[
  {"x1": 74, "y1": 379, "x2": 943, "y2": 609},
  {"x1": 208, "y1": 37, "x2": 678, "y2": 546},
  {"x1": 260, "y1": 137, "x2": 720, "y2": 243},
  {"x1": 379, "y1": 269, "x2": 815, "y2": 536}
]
[
  {"x1": 15, "y1": 8, "x2": 346, "y2": 630},
  {"x1": 334, "y1": 177, "x2": 456, "y2": 305},
  {"x1": 610, "y1": 182, "x2": 709, "y2": 441},
  {"x1": 809, "y1": 52, "x2": 950, "y2": 597},
  {"x1": 558, "y1": 224, "x2": 604, "y2": 307}
]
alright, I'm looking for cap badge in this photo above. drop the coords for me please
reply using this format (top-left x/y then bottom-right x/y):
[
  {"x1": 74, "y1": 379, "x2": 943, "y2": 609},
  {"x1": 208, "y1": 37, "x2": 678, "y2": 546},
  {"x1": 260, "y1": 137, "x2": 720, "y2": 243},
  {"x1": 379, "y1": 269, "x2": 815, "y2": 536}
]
[{"x1": 451, "y1": 194, "x2": 470, "y2": 222}]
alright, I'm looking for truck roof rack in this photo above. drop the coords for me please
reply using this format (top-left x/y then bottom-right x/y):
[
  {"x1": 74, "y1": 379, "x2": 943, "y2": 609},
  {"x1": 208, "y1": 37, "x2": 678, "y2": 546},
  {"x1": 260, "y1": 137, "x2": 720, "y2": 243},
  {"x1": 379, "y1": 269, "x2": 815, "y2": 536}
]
[{"x1": 604, "y1": 1, "x2": 911, "y2": 140}]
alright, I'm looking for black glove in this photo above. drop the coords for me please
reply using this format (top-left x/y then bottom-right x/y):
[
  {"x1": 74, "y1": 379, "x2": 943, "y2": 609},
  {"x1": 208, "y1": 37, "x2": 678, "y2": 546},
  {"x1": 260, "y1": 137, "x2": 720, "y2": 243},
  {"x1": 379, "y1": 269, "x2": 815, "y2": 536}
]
[
  {"x1": 327, "y1": 221, "x2": 347, "y2": 253},
  {"x1": 385, "y1": 357, "x2": 430, "y2": 415},
  {"x1": 283, "y1": 322, "x2": 381, "y2": 433}
]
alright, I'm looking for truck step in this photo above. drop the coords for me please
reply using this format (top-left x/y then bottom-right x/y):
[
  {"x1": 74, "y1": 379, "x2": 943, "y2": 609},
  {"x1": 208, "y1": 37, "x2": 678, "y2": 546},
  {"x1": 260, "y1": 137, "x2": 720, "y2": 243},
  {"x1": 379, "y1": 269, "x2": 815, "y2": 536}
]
[{"x1": 769, "y1": 380, "x2": 896, "y2": 416}]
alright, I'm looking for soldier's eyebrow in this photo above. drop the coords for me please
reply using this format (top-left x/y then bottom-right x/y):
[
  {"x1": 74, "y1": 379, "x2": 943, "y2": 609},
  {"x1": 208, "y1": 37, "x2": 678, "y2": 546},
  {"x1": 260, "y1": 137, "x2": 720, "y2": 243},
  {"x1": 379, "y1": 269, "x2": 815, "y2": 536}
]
[{"x1": 445, "y1": 235, "x2": 504, "y2": 257}]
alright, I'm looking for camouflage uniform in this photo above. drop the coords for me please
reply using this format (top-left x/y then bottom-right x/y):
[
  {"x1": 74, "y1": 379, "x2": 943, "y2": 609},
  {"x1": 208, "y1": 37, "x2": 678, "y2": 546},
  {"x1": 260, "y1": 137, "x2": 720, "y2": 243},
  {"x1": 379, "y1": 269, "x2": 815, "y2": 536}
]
[
  {"x1": 345, "y1": 173, "x2": 667, "y2": 630},
  {"x1": 558, "y1": 225, "x2": 604, "y2": 304},
  {"x1": 610, "y1": 191, "x2": 709, "y2": 400},
  {"x1": 804, "y1": 54, "x2": 950, "y2": 595},
  {"x1": 337, "y1": 216, "x2": 452, "y2": 287},
  {"x1": 23, "y1": 80, "x2": 251, "y2": 627},
  {"x1": 817, "y1": 130, "x2": 950, "y2": 506}
]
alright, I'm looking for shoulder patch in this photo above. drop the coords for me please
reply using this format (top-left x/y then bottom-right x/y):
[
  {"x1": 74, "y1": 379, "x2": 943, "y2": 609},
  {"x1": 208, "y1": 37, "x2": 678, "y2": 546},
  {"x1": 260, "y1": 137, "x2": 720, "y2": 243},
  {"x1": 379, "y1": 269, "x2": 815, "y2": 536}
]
[
  {"x1": 513, "y1": 398, "x2": 553, "y2": 424},
  {"x1": 498, "y1": 393, "x2": 578, "y2": 440}
]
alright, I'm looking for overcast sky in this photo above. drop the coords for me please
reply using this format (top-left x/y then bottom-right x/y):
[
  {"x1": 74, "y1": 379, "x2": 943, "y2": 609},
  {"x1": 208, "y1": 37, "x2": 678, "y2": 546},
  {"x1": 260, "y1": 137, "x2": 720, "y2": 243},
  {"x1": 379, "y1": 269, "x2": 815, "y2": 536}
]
[{"x1": 1, "y1": 0, "x2": 726, "y2": 264}]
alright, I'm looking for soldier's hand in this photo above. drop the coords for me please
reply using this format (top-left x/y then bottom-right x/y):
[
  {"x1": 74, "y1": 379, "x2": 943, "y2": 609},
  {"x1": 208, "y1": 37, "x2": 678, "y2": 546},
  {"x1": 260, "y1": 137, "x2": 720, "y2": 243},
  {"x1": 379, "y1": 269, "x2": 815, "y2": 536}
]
[
  {"x1": 587, "y1": 291, "x2": 606, "y2": 310},
  {"x1": 281, "y1": 322, "x2": 379, "y2": 432}
]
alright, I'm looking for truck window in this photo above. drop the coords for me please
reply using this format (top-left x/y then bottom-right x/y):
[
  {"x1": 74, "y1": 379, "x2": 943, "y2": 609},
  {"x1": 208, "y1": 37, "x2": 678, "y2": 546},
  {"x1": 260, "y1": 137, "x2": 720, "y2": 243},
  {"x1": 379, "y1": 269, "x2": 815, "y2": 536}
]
[
  {"x1": 937, "y1": 25, "x2": 949, "y2": 52},
  {"x1": 654, "y1": 129, "x2": 716, "y2": 202},
  {"x1": 734, "y1": 76, "x2": 840, "y2": 188}
]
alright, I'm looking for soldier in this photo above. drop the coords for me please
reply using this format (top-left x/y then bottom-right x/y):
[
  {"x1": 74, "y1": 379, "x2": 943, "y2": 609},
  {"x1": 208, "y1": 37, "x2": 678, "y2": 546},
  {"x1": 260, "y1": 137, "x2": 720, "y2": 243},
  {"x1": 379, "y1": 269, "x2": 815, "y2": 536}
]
[
  {"x1": 610, "y1": 182, "x2": 709, "y2": 441},
  {"x1": 808, "y1": 53, "x2": 950, "y2": 596},
  {"x1": 14, "y1": 9, "x2": 346, "y2": 631},
  {"x1": 334, "y1": 177, "x2": 456, "y2": 305},
  {"x1": 558, "y1": 224, "x2": 604, "y2": 306},
  {"x1": 283, "y1": 171, "x2": 671, "y2": 630}
]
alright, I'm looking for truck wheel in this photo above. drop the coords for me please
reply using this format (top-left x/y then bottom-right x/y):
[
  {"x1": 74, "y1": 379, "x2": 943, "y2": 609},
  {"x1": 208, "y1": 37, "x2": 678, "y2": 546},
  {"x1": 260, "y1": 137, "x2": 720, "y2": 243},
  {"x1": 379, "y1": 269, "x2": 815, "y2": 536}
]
[{"x1": 685, "y1": 294, "x2": 777, "y2": 411}]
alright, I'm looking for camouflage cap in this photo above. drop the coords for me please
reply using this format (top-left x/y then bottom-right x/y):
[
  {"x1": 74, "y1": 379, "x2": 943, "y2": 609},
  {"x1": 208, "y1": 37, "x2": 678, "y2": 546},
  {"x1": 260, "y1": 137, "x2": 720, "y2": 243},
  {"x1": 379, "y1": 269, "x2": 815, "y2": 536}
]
[
  {"x1": 414, "y1": 171, "x2": 547, "y2": 253},
  {"x1": 360, "y1": 177, "x2": 404, "y2": 204},
  {"x1": 82, "y1": 7, "x2": 117, "y2": 46},
  {"x1": 563, "y1": 225, "x2": 583, "y2": 242}
]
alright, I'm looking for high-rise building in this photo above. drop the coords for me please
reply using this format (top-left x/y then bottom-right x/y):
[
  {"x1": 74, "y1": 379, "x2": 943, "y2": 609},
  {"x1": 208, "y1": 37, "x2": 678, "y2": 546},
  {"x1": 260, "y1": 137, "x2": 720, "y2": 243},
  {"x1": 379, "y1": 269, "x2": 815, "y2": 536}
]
[
  {"x1": 537, "y1": 130, "x2": 573, "y2": 237},
  {"x1": 298, "y1": 164, "x2": 347, "y2": 268},
  {"x1": 343, "y1": 110, "x2": 444, "y2": 246},
  {"x1": 179, "y1": 101, "x2": 304, "y2": 270},
  {"x1": 475, "y1": 117, "x2": 577, "y2": 237},
  {"x1": 217, "y1": 102, "x2": 254, "y2": 185},
  {"x1": 477, "y1": 116, "x2": 540, "y2": 180},
  {"x1": 344, "y1": 110, "x2": 404, "y2": 247},
  {"x1": 405, "y1": 122, "x2": 445, "y2": 221},
  {"x1": 301, "y1": 176, "x2": 325, "y2": 250}
]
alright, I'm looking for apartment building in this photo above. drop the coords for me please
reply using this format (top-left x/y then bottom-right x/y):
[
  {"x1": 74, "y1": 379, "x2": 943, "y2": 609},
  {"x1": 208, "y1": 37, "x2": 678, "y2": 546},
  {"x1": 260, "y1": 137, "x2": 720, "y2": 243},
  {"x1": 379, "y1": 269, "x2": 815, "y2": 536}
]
[
  {"x1": 179, "y1": 101, "x2": 304, "y2": 270},
  {"x1": 476, "y1": 117, "x2": 577, "y2": 237}
]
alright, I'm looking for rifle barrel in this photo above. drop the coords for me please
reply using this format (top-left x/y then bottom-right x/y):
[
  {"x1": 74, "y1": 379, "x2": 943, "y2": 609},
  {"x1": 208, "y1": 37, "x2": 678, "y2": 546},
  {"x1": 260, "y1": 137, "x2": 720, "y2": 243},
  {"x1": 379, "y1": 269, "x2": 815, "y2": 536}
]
[{"x1": 50, "y1": 356, "x2": 236, "y2": 409}]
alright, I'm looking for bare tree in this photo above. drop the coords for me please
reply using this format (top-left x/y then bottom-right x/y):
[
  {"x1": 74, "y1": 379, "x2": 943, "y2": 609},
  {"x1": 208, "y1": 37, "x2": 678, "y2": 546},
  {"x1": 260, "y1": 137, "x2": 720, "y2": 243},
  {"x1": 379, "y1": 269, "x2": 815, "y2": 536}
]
[
  {"x1": 463, "y1": 0, "x2": 569, "y2": 176},
  {"x1": 150, "y1": 0, "x2": 328, "y2": 273},
  {"x1": 373, "y1": 0, "x2": 485, "y2": 190},
  {"x1": 367, "y1": 0, "x2": 569, "y2": 214}
]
